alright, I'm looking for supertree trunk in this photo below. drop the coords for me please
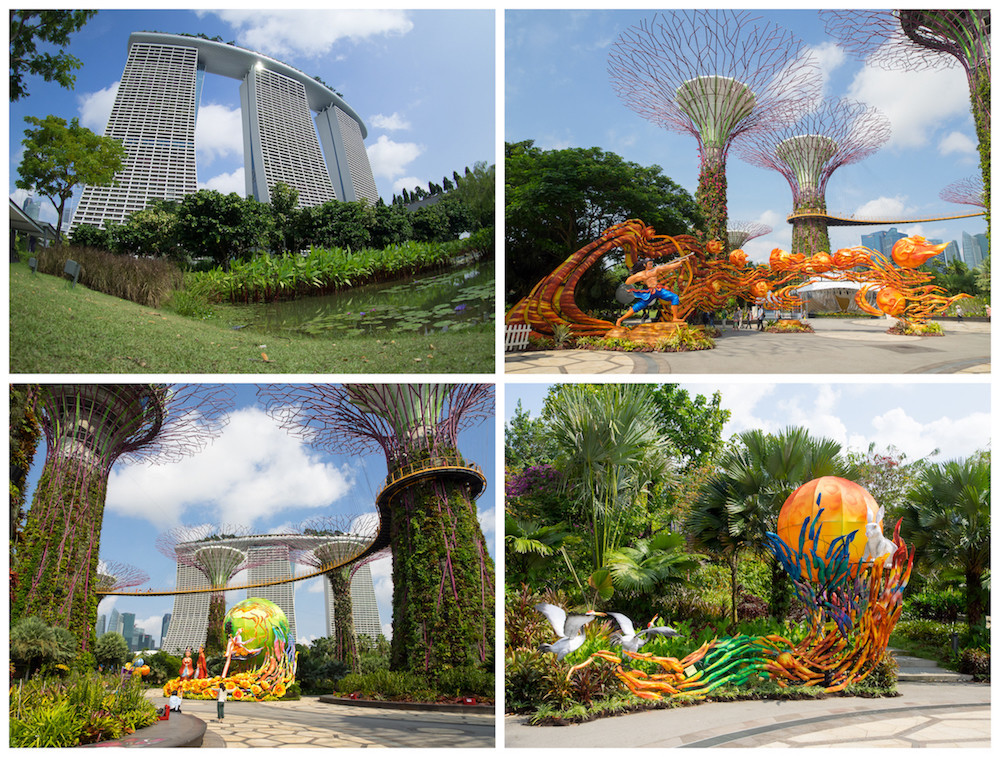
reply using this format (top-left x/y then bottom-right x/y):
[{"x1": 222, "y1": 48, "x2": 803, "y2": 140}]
[
  {"x1": 206, "y1": 592, "x2": 227, "y2": 656},
  {"x1": 388, "y1": 475, "x2": 493, "y2": 674},
  {"x1": 791, "y1": 196, "x2": 831, "y2": 257},
  {"x1": 13, "y1": 458, "x2": 107, "y2": 650},
  {"x1": 328, "y1": 568, "x2": 360, "y2": 672},
  {"x1": 696, "y1": 147, "x2": 728, "y2": 254},
  {"x1": 970, "y1": 66, "x2": 990, "y2": 234}
]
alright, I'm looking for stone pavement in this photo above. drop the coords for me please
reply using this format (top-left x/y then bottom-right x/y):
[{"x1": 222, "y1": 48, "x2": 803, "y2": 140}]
[
  {"x1": 505, "y1": 317, "x2": 990, "y2": 374},
  {"x1": 504, "y1": 681, "x2": 989, "y2": 748},
  {"x1": 147, "y1": 692, "x2": 495, "y2": 748}
]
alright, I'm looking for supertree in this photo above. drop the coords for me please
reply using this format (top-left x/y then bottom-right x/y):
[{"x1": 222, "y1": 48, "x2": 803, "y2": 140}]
[
  {"x1": 736, "y1": 98, "x2": 891, "y2": 257},
  {"x1": 822, "y1": 10, "x2": 990, "y2": 226},
  {"x1": 9, "y1": 385, "x2": 41, "y2": 602},
  {"x1": 282, "y1": 514, "x2": 382, "y2": 672},
  {"x1": 608, "y1": 10, "x2": 822, "y2": 253},
  {"x1": 259, "y1": 384, "x2": 494, "y2": 681},
  {"x1": 12, "y1": 384, "x2": 232, "y2": 652},
  {"x1": 727, "y1": 220, "x2": 773, "y2": 251},
  {"x1": 940, "y1": 175, "x2": 987, "y2": 209},
  {"x1": 157, "y1": 524, "x2": 277, "y2": 656},
  {"x1": 95, "y1": 560, "x2": 148, "y2": 594}
]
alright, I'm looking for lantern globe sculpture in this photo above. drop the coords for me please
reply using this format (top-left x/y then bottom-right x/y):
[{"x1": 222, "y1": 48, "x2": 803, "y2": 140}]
[
  {"x1": 822, "y1": 9, "x2": 990, "y2": 224},
  {"x1": 608, "y1": 10, "x2": 822, "y2": 251},
  {"x1": 736, "y1": 98, "x2": 891, "y2": 258},
  {"x1": 259, "y1": 383, "x2": 494, "y2": 681},
  {"x1": 12, "y1": 384, "x2": 232, "y2": 652}
]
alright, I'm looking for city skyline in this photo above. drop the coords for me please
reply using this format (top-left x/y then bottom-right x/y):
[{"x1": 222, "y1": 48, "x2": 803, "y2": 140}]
[
  {"x1": 10, "y1": 9, "x2": 494, "y2": 229},
  {"x1": 19, "y1": 385, "x2": 496, "y2": 646},
  {"x1": 506, "y1": 9, "x2": 988, "y2": 264}
]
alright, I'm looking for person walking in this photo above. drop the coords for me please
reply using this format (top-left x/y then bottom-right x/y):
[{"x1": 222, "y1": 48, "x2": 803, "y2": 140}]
[
  {"x1": 217, "y1": 684, "x2": 227, "y2": 722},
  {"x1": 756, "y1": 305, "x2": 765, "y2": 331}
]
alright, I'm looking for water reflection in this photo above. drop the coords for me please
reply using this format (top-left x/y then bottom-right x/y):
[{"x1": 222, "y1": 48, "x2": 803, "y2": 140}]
[{"x1": 228, "y1": 259, "x2": 494, "y2": 337}]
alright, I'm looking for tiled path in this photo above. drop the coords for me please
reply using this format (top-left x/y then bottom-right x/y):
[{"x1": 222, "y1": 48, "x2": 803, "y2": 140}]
[{"x1": 505, "y1": 318, "x2": 990, "y2": 374}]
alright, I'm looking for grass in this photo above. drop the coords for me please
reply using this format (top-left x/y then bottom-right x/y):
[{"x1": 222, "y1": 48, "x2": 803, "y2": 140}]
[{"x1": 10, "y1": 262, "x2": 495, "y2": 374}]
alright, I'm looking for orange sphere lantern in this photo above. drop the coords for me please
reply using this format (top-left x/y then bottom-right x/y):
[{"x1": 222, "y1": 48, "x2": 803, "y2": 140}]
[
  {"x1": 891, "y1": 236, "x2": 948, "y2": 269},
  {"x1": 729, "y1": 249, "x2": 748, "y2": 267},
  {"x1": 776, "y1": 477, "x2": 880, "y2": 579},
  {"x1": 876, "y1": 286, "x2": 906, "y2": 316}
]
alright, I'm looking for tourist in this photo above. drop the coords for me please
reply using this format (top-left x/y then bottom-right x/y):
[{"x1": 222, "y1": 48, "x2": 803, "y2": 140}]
[
  {"x1": 217, "y1": 685, "x2": 227, "y2": 722},
  {"x1": 169, "y1": 691, "x2": 182, "y2": 712},
  {"x1": 757, "y1": 306, "x2": 765, "y2": 331},
  {"x1": 956, "y1": 304, "x2": 964, "y2": 322}
]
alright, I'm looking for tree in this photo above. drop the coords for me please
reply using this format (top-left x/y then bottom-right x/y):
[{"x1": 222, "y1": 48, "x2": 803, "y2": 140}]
[
  {"x1": 504, "y1": 400, "x2": 557, "y2": 470},
  {"x1": 10, "y1": 616, "x2": 60, "y2": 677},
  {"x1": 845, "y1": 443, "x2": 929, "y2": 523},
  {"x1": 604, "y1": 531, "x2": 700, "y2": 595},
  {"x1": 647, "y1": 385, "x2": 729, "y2": 470},
  {"x1": 268, "y1": 181, "x2": 300, "y2": 252},
  {"x1": 450, "y1": 160, "x2": 495, "y2": 231},
  {"x1": 547, "y1": 383, "x2": 674, "y2": 574},
  {"x1": 174, "y1": 190, "x2": 272, "y2": 267},
  {"x1": 686, "y1": 427, "x2": 856, "y2": 622},
  {"x1": 68, "y1": 223, "x2": 112, "y2": 250},
  {"x1": 10, "y1": 10, "x2": 97, "y2": 101},
  {"x1": 109, "y1": 201, "x2": 180, "y2": 259},
  {"x1": 505, "y1": 141, "x2": 702, "y2": 304},
  {"x1": 974, "y1": 256, "x2": 990, "y2": 298},
  {"x1": 410, "y1": 204, "x2": 451, "y2": 242},
  {"x1": 16, "y1": 115, "x2": 126, "y2": 239},
  {"x1": 922, "y1": 258, "x2": 980, "y2": 296},
  {"x1": 901, "y1": 453, "x2": 990, "y2": 627},
  {"x1": 94, "y1": 632, "x2": 130, "y2": 670}
]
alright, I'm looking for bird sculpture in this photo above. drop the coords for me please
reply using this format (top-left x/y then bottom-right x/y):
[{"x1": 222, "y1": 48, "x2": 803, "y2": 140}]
[
  {"x1": 606, "y1": 611, "x2": 681, "y2": 653},
  {"x1": 534, "y1": 602, "x2": 601, "y2": 660}
]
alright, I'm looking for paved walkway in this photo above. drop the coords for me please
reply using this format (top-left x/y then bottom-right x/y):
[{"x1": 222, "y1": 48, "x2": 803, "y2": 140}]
[
  {"x1": 504, "y1": 681, "x2": 989, "y2": 748},
  {"x1": 148, "y1": 693, "x2": 495, "y2": 748},
  {"x1": 505, "y1": 318, "x2": 990, "y2": 374}
]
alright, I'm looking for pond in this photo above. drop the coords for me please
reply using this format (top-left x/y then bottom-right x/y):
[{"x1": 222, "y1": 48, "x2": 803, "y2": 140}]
[{"x1": 227, "y1": 258, "x2": 494, "y2": 338}]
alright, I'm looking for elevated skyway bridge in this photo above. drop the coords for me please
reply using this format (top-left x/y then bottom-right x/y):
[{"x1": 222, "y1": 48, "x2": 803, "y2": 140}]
[{"x1": 787, "y1": 210, "x2": 986, "y2": 227}]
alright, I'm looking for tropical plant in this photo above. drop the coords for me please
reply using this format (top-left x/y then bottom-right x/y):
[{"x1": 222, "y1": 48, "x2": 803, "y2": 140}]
[
  {"x1": 604, "y1": 531, "x2": 700, "y2": 594},
  {"x1": 11, "y1": 616, "x2": 62, "y2": 677},
  {"x1": 505, "y1": 513, "x2": 576, "y2": 587},
  {"x1": 93, "y1": 632, "x2": 129, "y2": 670},
  {"x1": 686, "y1": 427, "x2": 856, "y2": 622},
  {"x1": 547, "y1": 383, "x2": 675, "y2": 573},
  {"x1": 901, "y1": 453, "x2": 990, "y2": 626}
]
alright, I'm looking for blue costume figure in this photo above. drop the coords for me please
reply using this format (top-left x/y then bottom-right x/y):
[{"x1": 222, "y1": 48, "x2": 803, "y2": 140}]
[{"x1": 616, "y1": 258, "x2": 685, "y2": 328}]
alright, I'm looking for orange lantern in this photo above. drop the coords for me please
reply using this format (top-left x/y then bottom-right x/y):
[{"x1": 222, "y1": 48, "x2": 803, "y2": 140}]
[
  {"x1": 891, "y1": 236, "x2": 948, "y2": 269},
  {"x1": 769, "y1": 248, "x2": 790, "y2": 270},
  {"x1": 833, "y1": 248, "x2": 857, "y2": 269},
  {"x1": 776, "y1": 477, "x2": 880, "y2": 579},
  {"x1": 729, "y1": 249, "x2": 748, "y2": 267},
  {"x1": 751, "y1": 280, "x2": 771, "y2": 298},
  {"x1": 808, "y1": 252, "x2": 833, "y2": 273},
  {"x1": 876, "y1": 286, "x2": 906, "y2": 316}
]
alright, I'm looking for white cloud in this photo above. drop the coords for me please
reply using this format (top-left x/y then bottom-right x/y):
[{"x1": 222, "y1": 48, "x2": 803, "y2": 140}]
[
  {"x1": 207, "y1": 10, "x2": 413, "y2": 59},
  {"x1": 195, "y1": 103, "x2": 243, "y2": 164},
  {"x1": 392, "y1": 176, "x2": 423, "y2": 194},
  {"x1": 367, "y1": 135, "x2": 423, "y2": 179},
  {"x1": 78, "y1": 82, "x2": 119, "y2": 135},
  {"x1": 199, "y1": 167, "x2": 245, "y2": 195},
  {"x1": 478, "y1": 505, "x2": 495, "y2": 539},
  {"x1": 806, "y1": 42, "x2": 846, "y2": 94},
  {"x1": 106, "y1": 407, "x2": 356, "y2": 529},
  {"x1": 369, "y1": 112, "x2": 411, "y2": 131},
  {"x1": 939, "y1": 131, "x2": 976, "y2": 156},
  {"x1": 855, "y1": 195, "x2": 908, "y2": 219},
  {"x1": 847, "y1": 63, "x2": 970, "y2": 149},
  {"x1": 868, "y1": 408, "x2": 990, "y2": 461}
]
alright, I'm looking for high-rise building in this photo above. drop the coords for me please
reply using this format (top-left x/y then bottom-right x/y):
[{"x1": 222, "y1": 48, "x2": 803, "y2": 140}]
[
  {"x1": 939, "y1": 240, "x2": 962, "y2": 265},
  {"x1": 96, "y1": 614, "x2": 106, "y2": 637},
  {"x1": 861, "y1": 227, "x2": 906, "y2": 262},
  {"x1": 120, "y1": 613, "x2": 136, "y2": 650},
  {"x1": 71, "y1": 32, "x2": 378, "y2": 233},
  {"x1": 324, "y1": 562, "x2": 383, "y2": 640},
  {"x1": 245, "y1": 544, "x2": 297, "y2": 642},
  {"x1": 161, "y1": 564, "x2": 211, "y2": 655},
  {"x1": 160, "y1": 613, "x2": 172, "y2": 647},
  {"x1": 962, "y1": 231, "x2": 989, "y2": 269},
  {"x1": 109, "y1": 608, "x2": 121, "y2": 636}
]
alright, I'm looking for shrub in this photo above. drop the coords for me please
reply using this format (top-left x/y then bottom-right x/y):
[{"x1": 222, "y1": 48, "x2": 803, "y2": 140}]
[
  {"x1": 864, "y1": 653, "x2": 899, "y2": 691},
  {"x1": 435, "y1": 666, "x2": 493, "y2": 698},
  {"x1": 69, "y1": 224, "x2": 112, "y2": 250},
  {"x1": 958, "y1": 648, "x2": 990, "y2": 680},
  {"x1": 335, "y1": 669, "x2": 435, "y2": 701},
  {"x1": 905, "y1": 587, "x2": 964, "y2": 622},
  {"x1": 736, "y1": 592, "x2": 770, "y2": 622},
  {"x1": 94, "y1": 633, "x2": 129, "y2": 670}
]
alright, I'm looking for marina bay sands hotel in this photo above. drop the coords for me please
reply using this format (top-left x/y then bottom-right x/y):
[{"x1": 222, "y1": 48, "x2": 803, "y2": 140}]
[{"x1": 71, "y1": 31, "x2": 379, "y2": 232}]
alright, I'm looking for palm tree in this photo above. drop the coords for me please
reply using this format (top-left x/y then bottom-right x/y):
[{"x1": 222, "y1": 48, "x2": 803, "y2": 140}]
[
  {"x1": 605, "y1": 531, "x2": 701, "y2": 594},
  {"x1": 686, "y1": 427, "x2": 856, "y2": 622},
  {"x1": 547, "y1": 384, "x2": 674, "y2": 573},
  {"x1": 504, "y1": 513, "x2": 576, "y2": 587},
  {"x1": 901, "y1": 453, "x2": 990, "y2": 627}
]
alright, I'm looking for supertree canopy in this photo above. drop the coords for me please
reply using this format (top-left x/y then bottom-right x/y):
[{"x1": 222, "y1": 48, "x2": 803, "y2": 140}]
[
  {"x1": 283, "y1": 514, "x2": 382, "y2": 673},
  {"x1": 259, "y1": 384, "x2": 494, "y2": 680},
  {"x1": 940, "y1": 175, "x2": 987, "y2": 209},
  {"x1": 727, "y1": 220, "x2": 773, "y2": 251},
  {"x1": 608, "y1": 10, "x2": 822, "y2": 251},
  {"x1": 12, "y1": 384, "x2": 232, "y2": 652},
  {"x1": 157, "y1": 524, "x2": 278, "y2": 656},
  {"x1": 736, "y1": 98, "x2": 891, "y2": 256},
  {"x1": 95, "y1": 560, "x2": 148, "y2": 594},
  {"x1": 822, "y1": 10, "x2": 990, "y2": 226}
]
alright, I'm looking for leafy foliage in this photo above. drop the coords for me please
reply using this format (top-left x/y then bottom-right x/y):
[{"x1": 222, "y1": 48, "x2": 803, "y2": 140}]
[
  {"x1": 9, "y1": 11, "x2": 97, "y2": 101},
  {"x1": 93, "y1": 633, "x2": 129, "y2": 670}
]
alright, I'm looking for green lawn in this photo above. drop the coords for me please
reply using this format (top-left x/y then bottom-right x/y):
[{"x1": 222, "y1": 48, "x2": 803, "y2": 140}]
[{"x1": 10, "y1": 263, "x2": 495, "y2": 374}]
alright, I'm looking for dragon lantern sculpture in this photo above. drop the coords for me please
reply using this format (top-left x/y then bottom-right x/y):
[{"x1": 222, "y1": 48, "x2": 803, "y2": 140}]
[{"x1": 506, "y1": 219, "x2": 969, "y2": 338}]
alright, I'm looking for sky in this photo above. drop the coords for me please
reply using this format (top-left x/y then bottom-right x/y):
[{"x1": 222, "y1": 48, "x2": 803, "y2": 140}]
[
  {"x1": 504, "y1": 381, "x2": 990, "y2": 465},
  {"x1": 9, "y1": 9, "x2": 495, "y2": 228},
  {"x1": 505, "y1": 9, "x2": 988, "y2": 264},
  {"x1": 20, "y1": 384, "x2": 496, "y2": 648}
]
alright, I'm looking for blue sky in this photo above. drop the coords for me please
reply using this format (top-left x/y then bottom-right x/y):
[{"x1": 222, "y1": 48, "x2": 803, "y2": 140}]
[
  {"x1": 21, "y1": 384, "x2": 496, "y2": 648},
  {"x1": 506, "y1": 9, "x2": 988, "y2": 264},
  {"x1": 505, "y1": 381, "x2": 990, "y2": 464},
  {"x1": 10, "y1": 9, "x2": 495, "y2": 227}
]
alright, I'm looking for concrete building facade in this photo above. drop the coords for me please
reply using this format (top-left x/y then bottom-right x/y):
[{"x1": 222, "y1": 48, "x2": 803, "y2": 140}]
[{"x1": 71, "y1": 32, "x2": 377, "y2": 233}]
